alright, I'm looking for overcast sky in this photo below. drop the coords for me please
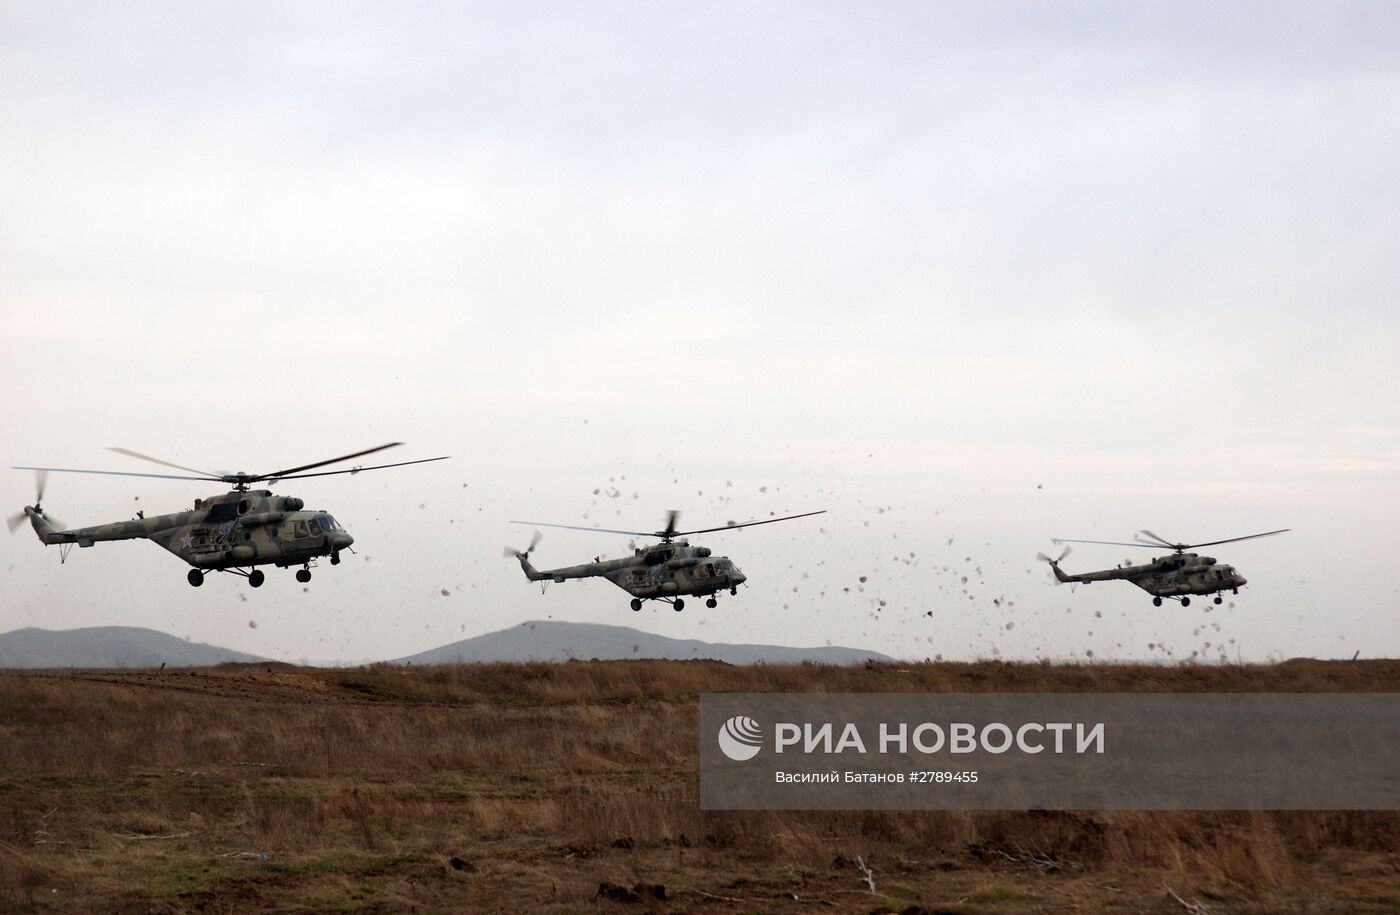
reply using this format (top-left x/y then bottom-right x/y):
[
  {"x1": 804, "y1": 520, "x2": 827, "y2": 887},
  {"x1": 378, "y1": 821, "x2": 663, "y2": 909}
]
[{"x1": 3, "y1": 2, "x2": 1397, "y2": 663}]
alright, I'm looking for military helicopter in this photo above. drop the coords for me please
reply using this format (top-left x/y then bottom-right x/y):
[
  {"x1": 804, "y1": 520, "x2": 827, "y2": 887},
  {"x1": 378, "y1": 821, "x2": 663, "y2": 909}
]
[
  {"x1": 10, "y1": 444, "x2": 448, "y2": 588},
  {"x1": 1038, "y1": 529, "x2": 1288, "y2": 606},
  {"x1": 505, "y1": 509, "x2": 824, "y2": 611}
]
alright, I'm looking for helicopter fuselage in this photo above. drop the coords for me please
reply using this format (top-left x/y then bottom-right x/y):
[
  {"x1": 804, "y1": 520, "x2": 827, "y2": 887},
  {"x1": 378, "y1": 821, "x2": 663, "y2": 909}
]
[
  {"x1": 518, "y1": 539, "x2": 747, "y2": 605},
  {"x1": 25, "y1": 489, "x2": 354, "y2": 573},
  {"x1": 1049, "y1": 552, "x2": 1246, "y2": 604}
]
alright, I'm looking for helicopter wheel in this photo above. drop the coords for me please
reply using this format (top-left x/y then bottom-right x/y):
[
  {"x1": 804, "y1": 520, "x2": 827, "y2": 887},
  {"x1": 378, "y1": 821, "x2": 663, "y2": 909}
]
[
  {"x1": 630, "y1": 599, "x2": 642, "y2": 612},
  {"x1": 1214, "y1": 596, "x2": 1223, "y2": 604},
  {"x1": 1152, "y1": 597, "x2": 1162, "y2": 607},
  {"x1": 673, "y1": 599, "x2": 684, "y2": 612},
  {"x1": 248, "y1": 570, "x2": 265, "y2": 588},
  {"x1": 706, "y1": 597, "x2": 717, "y2": 609},
  {"x1": 296, "y1": 568, "x2": 312, "y2": 583},
  {"x1": 330, "y1": 551, "x2": 341, "y2": 566},
  {"x1": 1180, "y1": 597, "x2": 1191, "y2": 607},
  {"x1": 187, "y1": 569, "x2": 204, "y2": 588}
]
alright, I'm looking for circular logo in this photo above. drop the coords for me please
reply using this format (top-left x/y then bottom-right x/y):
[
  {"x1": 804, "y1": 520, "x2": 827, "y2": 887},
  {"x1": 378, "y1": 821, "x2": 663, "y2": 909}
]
[{"x1": 718, "y1": 715, "x2": 763, "y2": 761}]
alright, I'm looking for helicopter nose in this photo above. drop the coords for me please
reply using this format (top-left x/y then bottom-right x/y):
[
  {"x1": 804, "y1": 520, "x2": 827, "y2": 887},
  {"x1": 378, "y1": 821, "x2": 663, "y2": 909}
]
[
  {"x1": 1236, "y1": 575, "x2": 1246, "y2": 587},
  {"x1": 331, "y1": 532, "x2": 354, "y2": 550},
  {"x1": 730, "y1": 571, "x2": 746, "y2": 587}
]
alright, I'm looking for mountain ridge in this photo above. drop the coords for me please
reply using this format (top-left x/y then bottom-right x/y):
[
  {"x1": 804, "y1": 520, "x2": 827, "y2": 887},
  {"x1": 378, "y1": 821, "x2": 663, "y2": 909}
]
[
  {"x1": 0, "y1": 625, "x2": 267, "y2": 669},
  {"x1": 0, "y1": 621, "x2": 893, "y2": 668},
  {"x1": 393, "y1": 619, "x2": 894, "y2": 665}
]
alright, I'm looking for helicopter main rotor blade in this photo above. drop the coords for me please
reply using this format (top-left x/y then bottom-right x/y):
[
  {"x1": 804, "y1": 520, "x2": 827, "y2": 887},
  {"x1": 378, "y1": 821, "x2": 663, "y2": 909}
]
[
  {"x1": 510, "y1": 520, "x2": 653, "y2": 537},
  {"x1": 1180, "y1": 529, "x2": 1291, "y2": 549},
  {"x1": 675, "y1": 510, "x2": 827, "y2": 536},
  {"x1": 13, "y1": 465, "x2": 219, "y2": 483},
  {"x1": 258, "y1": 443, "x2": 404, "y2": 481},
  {"x1": 108, "y1": 447, "x2": 221, "y2": 478},
  {"x1": 1136, "y1": 530, "x2": 1181, "y2": 549},
  {"x1": 1052, "y1": 537, "x2": 1166, "y2": 549},
  {"x1": 270, "y1": 456, "x2": 450, "y2": 481}
]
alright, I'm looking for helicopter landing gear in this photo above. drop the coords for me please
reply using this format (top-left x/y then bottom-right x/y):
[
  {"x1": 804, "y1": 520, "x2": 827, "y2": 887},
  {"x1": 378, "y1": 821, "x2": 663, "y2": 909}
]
[
  {"x1": 706, "y1": 597, "x2": 717, "y2": 609},
  {"x1": 1152, "y1": 597, "x2": 1162, "y2": 607},
  {"x1": 673, "y1": 598, "x2": 684, "y2": 612},
  {"x1": 187, "y1": 569, "x2": 204, "y2": 588},
  {"x1": 730, "y1": 587, "x2": 738, "y2": 596},
  {"x1": 296, "y1": 568, "x2": 311, "y2": 583},
  {"x1": 1214, "y1": 596, "x2": 1223, "y2": 604},
  {"x1": 630, "y1": 598, "x2": 642, "y2": 612},
  {"x1": 1180, "y1": 597, "x2": 1190, "y2": 607},
  {"x1": 248, "y1": 569, "x2": 265, "y2": 588},
  {"x1": 330, "y1": 551, "x2": 341, "y2": 566}
]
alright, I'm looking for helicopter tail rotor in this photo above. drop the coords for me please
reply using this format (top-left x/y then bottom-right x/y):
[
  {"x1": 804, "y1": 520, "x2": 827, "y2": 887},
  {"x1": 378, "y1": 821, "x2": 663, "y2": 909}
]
[
  {"x1": 1036, "y1": 544, "x2": 1072, "y2": 565},
  {"x1": 505, "y1": 531, "x2": 551, "y2": 582},
  {"x1": 8, "y1": 470, "x2": 63, "y2": 536},
  {"x1": 503, "y1": 530, "x2": 543, "y2": 559},
  {"x1": 1036, "y1": 545, "x2": 1072, "y2": 583}
]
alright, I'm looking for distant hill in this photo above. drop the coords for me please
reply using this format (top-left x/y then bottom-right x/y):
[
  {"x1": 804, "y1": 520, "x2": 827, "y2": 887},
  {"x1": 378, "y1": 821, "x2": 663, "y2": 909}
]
[
  {"x1": 394, "y1": 620, "x2": 894, "y2": 665},
  {"x1": 0, "y1": 626, "x2": 266, "y2": 669}
]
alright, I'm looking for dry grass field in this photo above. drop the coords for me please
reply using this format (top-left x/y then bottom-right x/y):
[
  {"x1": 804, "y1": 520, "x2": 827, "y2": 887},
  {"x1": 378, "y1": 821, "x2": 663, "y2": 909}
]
[{"x1": 1, "y1": 658, "x2": 1397, "y2": 913}]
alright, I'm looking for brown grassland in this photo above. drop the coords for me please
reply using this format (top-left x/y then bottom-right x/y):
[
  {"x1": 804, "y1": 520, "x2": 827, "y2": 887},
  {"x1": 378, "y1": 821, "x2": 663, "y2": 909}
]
[{"x1": 1, "y1": 658, "x2": 1397, "y2": 913}]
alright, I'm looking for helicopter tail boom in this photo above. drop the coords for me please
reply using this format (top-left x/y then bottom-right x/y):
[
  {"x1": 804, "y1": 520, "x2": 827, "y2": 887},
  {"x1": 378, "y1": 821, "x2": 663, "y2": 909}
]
[
  {"x1": 23, "y1": 507, "x2": 64, "y2": 545},
  {"x1": 517, "y1": 554, "x2": 551, "y2": 582}
]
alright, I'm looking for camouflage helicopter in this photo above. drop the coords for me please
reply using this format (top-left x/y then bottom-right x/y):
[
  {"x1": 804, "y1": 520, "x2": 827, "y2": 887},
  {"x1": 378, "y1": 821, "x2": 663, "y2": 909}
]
[
  {"x1": 1038, "y1": 529, "x2": 1288, "y2": 606},
  {"x1": 10, "y1": 444, "x2": 447, "y2": 588},
  {"x1": 505, "y1": 509, "x2": 824, "y2": 611}
]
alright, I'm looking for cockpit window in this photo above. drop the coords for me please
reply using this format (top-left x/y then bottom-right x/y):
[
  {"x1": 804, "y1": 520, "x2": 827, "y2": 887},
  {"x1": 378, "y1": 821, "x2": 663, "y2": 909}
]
[
  {"x1": 318, "y1": 515, "x2": 338, "y2": 530},
  {"x1": 308, "y1": 519, "x2": 322, "y2": 536}
]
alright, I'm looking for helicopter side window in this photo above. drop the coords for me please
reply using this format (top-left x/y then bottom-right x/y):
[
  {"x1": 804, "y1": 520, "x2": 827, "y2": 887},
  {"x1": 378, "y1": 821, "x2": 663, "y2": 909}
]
[
  {"x1": 295, "y1": 520, "x2": 309, "y2": 538},
  {"x1": 205, "y1": 503, "x2": 238, "y2": 524},
  {"x1": 308, "y1": 519, "x2": 322, "y2": 536}
]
